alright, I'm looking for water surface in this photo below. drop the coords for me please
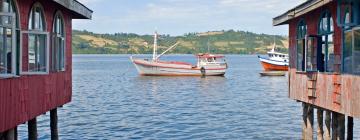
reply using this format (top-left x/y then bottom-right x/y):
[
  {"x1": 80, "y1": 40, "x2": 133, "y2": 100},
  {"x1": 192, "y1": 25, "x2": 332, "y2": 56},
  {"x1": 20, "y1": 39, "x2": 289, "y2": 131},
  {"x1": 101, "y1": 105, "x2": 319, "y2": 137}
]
[{"x1": 18, "y1": 55, "x2": 359, "y2": 139}]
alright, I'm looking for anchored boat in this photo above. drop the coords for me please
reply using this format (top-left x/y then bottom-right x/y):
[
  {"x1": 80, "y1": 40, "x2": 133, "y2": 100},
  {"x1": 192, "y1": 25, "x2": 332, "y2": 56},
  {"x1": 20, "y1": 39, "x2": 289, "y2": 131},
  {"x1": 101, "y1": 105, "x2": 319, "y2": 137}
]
[
  {"x1": 130, "y1": 32, "x2": 227, "y2": 76},
  {"x1": 258, "y1": 43, "x2": 289, "y2": 71}
]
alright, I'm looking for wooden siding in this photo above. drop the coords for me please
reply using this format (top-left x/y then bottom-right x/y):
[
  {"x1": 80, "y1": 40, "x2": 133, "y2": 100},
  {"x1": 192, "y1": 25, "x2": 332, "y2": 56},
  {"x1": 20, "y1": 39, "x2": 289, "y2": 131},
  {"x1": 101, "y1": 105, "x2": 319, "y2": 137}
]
[
  {"x1": 0, "y1": 0, "x2": 75, "y2": 132},
  {"x1": 287, "y1": 1, "x2": 360, "y2": 118}
]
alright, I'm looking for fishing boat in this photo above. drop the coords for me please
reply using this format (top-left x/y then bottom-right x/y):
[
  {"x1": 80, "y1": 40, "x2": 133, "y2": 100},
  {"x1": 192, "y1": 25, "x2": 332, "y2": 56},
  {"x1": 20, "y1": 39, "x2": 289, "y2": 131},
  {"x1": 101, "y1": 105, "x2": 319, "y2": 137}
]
[
  {"x1": 130, "y1": 32, "x2": 227, "y2": 76},
  {"x1": 258, "y1": 43, "x2": 289, "y2": 71}
]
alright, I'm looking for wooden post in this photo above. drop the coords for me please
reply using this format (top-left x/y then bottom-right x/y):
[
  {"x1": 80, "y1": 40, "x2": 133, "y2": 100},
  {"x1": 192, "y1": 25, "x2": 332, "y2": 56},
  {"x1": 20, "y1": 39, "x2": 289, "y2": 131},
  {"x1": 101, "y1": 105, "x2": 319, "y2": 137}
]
[
  {"x1": 317, "y1": 109, "x2": 324, "y2": 140},
  {"x1": 347, "y1": 116, "x2": 353, "y2": 140},
  {"x1": 302, "y1": 103, "x2": 308, "y2": 140},
  {"x1": 28, "y1": 118, "x2": 37, "y2": 140},
  {"x1": 332, "y1": 112, "x2": 338, "y2": 140},
  {"x1": 337, "y1": 114, "x2": 345, "y2": 140},
  {"x1": 50, "y1": 109, "x2": 59, "y2": 140},
  {"x1": 5, "y1": 128, "x2": 15, "y2": 140},
  {"x1": 324, "y1": 111, "x2": 331, "y2": 140},
  {"x1": 307, "y1": 105, "x2": 314, "y2": 140}
]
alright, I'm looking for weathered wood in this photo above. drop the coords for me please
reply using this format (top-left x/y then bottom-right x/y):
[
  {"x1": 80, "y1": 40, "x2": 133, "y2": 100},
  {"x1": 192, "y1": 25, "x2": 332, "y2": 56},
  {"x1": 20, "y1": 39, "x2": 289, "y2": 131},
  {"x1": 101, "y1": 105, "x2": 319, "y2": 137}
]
[
  {"x1": 5, "y1": 128, "x2": 15, "y2": 140},
  {"x1": 317, "y1": 109, "x2": 324, "y2": 140},
  {"x1": 50, "y1": 109, "x2": 59, "y2": 140},
  {"x1": 302, "y1": 103, "x2": 308, "y2": 140},
  {"x1": 347, "y1": 116, "x2": 353, "y2": 140},
  {"x1": 337, "y1": 114, "x2": 345, "y2": 140},
  {"x1": 307, "y1": 105, "x2": 314, "y2": 140},
  {"x1": 28, "y1": 118, "x2": 37, "y2": 140},
  {"x1": 324, "y1": 111, "x2": 331, "y2": 140},
  {"x1": 332, "y1": 112, "x2": 338, "y2": 140}
]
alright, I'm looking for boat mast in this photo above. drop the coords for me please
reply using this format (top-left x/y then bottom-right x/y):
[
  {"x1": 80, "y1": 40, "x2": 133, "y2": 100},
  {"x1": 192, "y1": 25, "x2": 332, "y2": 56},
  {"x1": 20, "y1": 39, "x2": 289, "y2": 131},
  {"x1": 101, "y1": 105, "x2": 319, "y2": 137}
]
[{"x1": 153, "y1": 31, "x2": 158, "y2": 61}]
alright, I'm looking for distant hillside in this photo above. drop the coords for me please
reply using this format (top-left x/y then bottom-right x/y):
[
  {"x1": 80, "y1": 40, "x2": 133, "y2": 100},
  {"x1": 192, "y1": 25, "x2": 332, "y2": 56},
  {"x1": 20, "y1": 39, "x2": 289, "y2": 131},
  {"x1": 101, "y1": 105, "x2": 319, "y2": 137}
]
[{"x1": 72, "y1": 30, "x2": 288, "y2": 54}]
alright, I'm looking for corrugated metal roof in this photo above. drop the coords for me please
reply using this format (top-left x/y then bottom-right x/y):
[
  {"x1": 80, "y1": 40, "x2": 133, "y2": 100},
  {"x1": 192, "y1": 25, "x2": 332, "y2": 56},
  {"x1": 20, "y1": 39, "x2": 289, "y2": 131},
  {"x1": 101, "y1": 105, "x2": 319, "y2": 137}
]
[
  {"x1": 53, "y1": 0, "x2": 93, "y2": 19},
  {"x1": 273, "y1": 0, "x2": 333, "y2": 26}
]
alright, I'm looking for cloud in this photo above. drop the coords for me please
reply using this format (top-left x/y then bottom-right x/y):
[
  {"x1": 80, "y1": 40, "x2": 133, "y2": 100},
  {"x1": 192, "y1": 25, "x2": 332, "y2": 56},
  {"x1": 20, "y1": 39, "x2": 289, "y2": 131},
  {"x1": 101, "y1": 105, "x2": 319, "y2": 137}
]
[{"x1": 73, "y1": 0, "x2": 306, "y2": 35}]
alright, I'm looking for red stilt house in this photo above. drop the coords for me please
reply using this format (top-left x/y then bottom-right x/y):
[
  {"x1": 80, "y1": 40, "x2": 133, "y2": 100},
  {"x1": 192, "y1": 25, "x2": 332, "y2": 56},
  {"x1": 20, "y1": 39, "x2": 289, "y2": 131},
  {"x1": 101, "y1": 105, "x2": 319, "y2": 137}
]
[
  {"x1": 274, "y1": 0, "x2": 360, "y2": 139},
  {"x1": 0, "y1": 0, "x2": 92, "y2": 139}
]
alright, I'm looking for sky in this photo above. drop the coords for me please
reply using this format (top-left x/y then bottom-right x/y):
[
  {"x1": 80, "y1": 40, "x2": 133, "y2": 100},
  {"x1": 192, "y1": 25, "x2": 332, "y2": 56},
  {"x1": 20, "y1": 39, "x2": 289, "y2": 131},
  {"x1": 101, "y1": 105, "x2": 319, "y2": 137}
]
[{"x1": 74, "y1": 0, "x2": 306, "y2": 36}]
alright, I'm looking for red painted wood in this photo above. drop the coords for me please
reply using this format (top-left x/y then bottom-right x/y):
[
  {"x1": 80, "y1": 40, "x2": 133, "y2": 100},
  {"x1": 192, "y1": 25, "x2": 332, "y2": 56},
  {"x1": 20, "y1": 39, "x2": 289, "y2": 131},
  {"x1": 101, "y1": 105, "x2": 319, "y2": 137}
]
[
  {"x1": 287, "y1": 1, "x2": 360, "y2": 118},
  {"x1": 0, "y1": 0, "x2": 77, "y2": 132}
]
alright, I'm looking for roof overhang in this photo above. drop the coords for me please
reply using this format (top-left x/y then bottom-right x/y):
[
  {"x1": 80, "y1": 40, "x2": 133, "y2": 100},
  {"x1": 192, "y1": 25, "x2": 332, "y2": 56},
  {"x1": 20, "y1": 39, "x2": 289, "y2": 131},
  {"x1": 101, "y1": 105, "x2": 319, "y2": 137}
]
[
  {"x1": 273, "y1": 0, "x2": 333, "y2": 26},
  {"x1": 53, "y1": 0, "x2": 93, "y2": 19}
]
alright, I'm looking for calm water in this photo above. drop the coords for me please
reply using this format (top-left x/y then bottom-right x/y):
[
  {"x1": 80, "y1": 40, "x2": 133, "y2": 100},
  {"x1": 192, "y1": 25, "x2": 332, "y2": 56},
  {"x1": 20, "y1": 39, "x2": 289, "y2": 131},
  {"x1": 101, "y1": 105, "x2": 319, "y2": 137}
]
[{"x1": 18, "y1": 55, "x2": 359, "y2": 139}]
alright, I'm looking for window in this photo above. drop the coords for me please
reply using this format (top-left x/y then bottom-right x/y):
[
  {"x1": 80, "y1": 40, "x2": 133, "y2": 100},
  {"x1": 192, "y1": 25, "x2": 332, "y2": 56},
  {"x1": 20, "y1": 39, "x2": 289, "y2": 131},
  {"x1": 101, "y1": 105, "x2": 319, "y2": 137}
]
[
  {"x1": 297, "y1": 20, "x2": 307, "y2": 71},
  {"x1": 305, "y1": 36, "x2": 320, "y2": 71},
  {"x1": 343, "y1": 27, "x2": 360, "y2": 74},
  {"x1": 52, "y1": 11, "x2": 65, "y2": 71},
  {"x1": 22, "y1": 3, "x2": 49, "y2": 74},
  {"x1": 318, "y1": 11, "x2": 334, "y2": 72},
  {"x1": 0, "y1": 0, "x2": 18, "y2": 78}
]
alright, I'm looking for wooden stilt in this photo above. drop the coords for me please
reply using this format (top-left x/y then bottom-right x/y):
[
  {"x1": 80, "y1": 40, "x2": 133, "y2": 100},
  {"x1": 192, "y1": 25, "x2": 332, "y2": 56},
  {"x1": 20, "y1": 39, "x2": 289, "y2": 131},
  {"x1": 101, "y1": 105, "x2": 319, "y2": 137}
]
[
  {"x1": 302, "y1": 103, "x2": 309, "y2": 140},
  {"x1": 50, "y1": 109, "x2": 59, "y2": 140},
  {"x1": 307, "y1": 105, "x2": 314, "y2": 140},
  {"x1": 28, "y1": 118, "x2": 38, "y2": 140},
  {"x1": 337, "y1": 114, "x2": 345, "y2": 140},
  {"x1": 347, "y1": 116, "x2": 353, "y2": 140},
  {"x1": 317, "y1": 109, "x2": 324, "y2": 140},
  {"x1": 324, "y1": 111, "x2": 331, "y2": 140},
  {"x1": 332, "y1": 112, "x2": 338, "y2": 140},
  {"x1": 5, "y1": 128, "x2": 15, "y2": 140}
]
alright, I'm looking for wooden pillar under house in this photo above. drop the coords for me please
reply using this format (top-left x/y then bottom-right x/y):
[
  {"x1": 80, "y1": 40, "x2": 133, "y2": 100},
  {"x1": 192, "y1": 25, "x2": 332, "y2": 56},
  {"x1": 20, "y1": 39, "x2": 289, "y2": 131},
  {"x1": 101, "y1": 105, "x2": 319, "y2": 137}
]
[
  {"x1": 332, "y1": 112, "x2": 338, "y2": 140},
  {"x1": 302, "y1": 103, "x2": 314, "y2": 140},
  {"x1": 336, "y1": 114, "x2": 345, "y2": 140},
  {"x1": 325, "y1": 111, "x2": 331, "y2": 140},
  {"x1": 0, "y1": 127, "x2": 17, "y2": 140},
  {"x1": 317, "y1": 109, "x2": 324, "y2": 140},
  {"x1": 347, "y1": 116, "x2": 353, "y2": 140},
  {"x1": 28, "y1": 118, "x2": 38, "y2": 140},
  {"x1": 50, "y1": 108, "x2": 59, "y2": 140}
]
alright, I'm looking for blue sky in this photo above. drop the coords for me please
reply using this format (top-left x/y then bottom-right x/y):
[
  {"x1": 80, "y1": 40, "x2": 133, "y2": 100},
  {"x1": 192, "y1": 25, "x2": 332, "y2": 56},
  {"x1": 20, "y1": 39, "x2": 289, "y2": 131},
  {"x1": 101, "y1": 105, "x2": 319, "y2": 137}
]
[{"x1": 75, "y1": 0, "x2": 305, "y2": 36}]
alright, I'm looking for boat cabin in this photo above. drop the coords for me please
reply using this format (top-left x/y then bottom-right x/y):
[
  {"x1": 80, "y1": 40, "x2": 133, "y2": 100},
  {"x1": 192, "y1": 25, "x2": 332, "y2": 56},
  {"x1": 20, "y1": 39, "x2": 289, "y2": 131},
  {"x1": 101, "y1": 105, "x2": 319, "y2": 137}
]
[{"x1": 196, "y1": 53, "x2": 226, "y2": 66}]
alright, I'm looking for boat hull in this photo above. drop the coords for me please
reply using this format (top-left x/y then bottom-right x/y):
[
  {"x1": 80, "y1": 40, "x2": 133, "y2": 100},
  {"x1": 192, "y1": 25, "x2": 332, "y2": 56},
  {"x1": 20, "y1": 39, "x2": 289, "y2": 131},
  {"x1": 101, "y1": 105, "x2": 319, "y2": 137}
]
[
  {"x1": 258, "y1": 56, "x2": 288, "y2": 71},
  {"x1": 131, "y1": 58, "x2": 226, "y2": 76}
]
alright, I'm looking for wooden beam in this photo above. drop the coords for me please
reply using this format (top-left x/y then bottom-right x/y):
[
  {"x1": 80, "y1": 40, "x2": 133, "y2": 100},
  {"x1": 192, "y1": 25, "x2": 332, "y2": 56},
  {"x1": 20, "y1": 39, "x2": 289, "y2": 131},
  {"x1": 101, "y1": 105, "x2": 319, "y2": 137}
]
[
  {"x1": 302, "y1": 103, "x2": 308, "y2": 140},
  {"x1": 324, "y1": 111, "x2": 331, "y2": 140},
  {"x1": 28, "y1": 118, "x2": 37, "y2": 140},
  {"x1": 302, "y1": 103, "x2": 314, "y2": 140},
  {"x1": 337, "y1": 114, "x2": 345, "y2": 140},
  {"x1": 317, "y1": 109, "x2": 324, "y2": 140},
  {"x1": 5, "y1": 128, "x2": 15, "y2": 140},
  {"x1": 332, "y1": 112, "x2": 338, "y2": 139},
  {"x1": 50, "y1": 109, "x2": 59, "y2": 140},
  {"x1": 347, "y1": 116, "x2": 353, "y2": 140}
]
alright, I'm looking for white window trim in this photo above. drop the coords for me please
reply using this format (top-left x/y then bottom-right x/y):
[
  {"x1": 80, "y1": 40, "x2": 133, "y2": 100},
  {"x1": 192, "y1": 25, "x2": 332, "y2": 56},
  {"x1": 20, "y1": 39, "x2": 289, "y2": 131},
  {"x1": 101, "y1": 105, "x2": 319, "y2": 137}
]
[
  {"x1": 20, "y1": 30, "x2": 50, "y2": 75},
  {"x1": 0, "y1": 12, "x2": 17, "y2": 78},
  {"x1": 54, "y1": 33, "x2": 66, "y2": 72}
]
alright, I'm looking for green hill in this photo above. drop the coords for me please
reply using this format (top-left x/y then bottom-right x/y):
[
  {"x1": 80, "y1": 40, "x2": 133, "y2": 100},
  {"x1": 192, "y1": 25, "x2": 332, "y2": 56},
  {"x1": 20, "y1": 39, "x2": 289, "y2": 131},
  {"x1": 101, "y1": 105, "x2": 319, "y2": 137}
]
[{"x1": 72, "y1": 30, "x2": 288, "y2": 54}]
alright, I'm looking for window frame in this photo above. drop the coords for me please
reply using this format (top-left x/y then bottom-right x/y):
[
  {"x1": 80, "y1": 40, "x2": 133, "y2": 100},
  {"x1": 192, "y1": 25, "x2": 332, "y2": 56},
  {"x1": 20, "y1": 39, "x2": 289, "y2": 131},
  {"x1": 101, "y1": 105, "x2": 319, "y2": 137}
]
[
  {"x1": 20, "y1": 2, "x2": 50, "y2": 75},
  {"x1": 296, "y1": 19, "x2": 307, "y2": 72},
  {"x1": 318, "y1": 10, "x2": 335, "y2": 73},
  {"x1": 0, "y1": 12, "x2": 17, "y2": 78},
  {"x1": 51, "y1": 11, "x2": 66, "y2": 72}
]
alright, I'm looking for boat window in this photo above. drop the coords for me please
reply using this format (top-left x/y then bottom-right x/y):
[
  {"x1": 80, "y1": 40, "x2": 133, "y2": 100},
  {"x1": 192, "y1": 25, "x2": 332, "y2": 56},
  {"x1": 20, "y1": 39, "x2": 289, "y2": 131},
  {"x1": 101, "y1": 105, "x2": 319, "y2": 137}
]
[
  {"x1": 297, "y1": 19, "x2": 307, "y2": 71},
  {"x1": 51, "y1": 11, "x2": 65, "y2": 72},
  {"x1": 0, "y1": 0, "x2": 19, "y2": 78},
  {"x1": 318, "y1": 10, "x2": 334, "y2": 72},
  {"x1": 22, "y1": 2, "x2": 50, "y2": 74}
]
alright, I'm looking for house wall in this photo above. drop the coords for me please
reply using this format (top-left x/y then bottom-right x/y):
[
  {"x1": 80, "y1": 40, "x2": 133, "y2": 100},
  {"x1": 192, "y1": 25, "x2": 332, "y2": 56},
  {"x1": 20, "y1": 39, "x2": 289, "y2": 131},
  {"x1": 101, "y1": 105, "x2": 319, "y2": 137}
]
[
  {"x1": 0, "y1": 0, "x2": 74, "y2": 132},
  {"x1": 288, "y1": 1, "x2": 360, "y2": 118}
]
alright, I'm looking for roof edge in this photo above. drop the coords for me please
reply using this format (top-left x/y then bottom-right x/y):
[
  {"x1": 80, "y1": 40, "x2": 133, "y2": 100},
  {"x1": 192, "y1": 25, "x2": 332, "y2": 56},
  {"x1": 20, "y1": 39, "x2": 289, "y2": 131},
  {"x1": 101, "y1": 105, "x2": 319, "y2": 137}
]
[
  {"x1": 53, "y1": 0, "x2": 93, "y2": 19},
  {"x1": 273, "y1": 0, "x2": 333, "y2": 26}
]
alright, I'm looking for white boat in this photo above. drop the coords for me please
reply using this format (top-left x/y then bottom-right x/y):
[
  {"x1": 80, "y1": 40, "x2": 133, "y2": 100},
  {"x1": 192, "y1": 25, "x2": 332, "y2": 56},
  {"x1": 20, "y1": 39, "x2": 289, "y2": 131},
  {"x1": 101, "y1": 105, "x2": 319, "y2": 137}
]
[
  {"x1": 258, "y1": 43, "x2": 289, "y2": 71},
  {"x1": 130, "y1": 32, "x2": 227, "y2": 76}
]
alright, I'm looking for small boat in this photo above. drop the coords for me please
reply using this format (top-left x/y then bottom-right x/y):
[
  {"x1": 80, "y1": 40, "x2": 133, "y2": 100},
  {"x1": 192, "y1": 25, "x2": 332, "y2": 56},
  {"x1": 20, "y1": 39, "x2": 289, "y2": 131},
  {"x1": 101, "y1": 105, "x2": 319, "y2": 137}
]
[
  {"x1": 131, "y1": 32, "x2": 228, "y2": 76},
  {"x1": 259, "y1": 71, "x2": 286, "y2": 76},
  {"x1": 258, "y1": 43, "x2": 289, "y2": 71}
]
